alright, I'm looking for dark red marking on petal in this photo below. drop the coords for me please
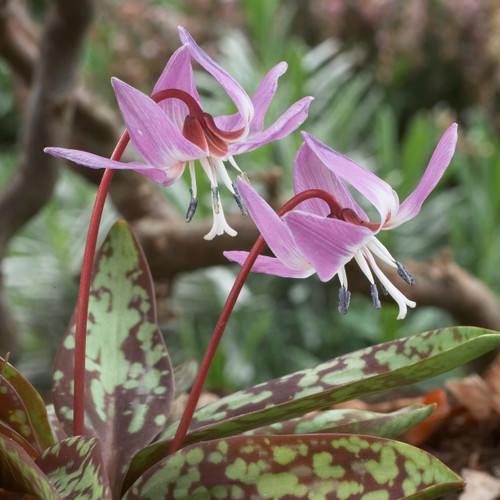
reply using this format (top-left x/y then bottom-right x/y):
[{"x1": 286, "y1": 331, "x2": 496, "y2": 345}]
[
  {"x1": 153, "y1": 89, "x2": 246, "y2": 157},
  {"x1": 151, "y1": 88, "x2": 203, "y2": 116},
  {"x1": 340, "y1": 208, "x2": 380, "y2": 232},
  {"x1": 182, "y1": 115, "x2": 209, "y2": 153},
  {"x1": 202, "y1": 113, "x2": 246, "y2": 142}
]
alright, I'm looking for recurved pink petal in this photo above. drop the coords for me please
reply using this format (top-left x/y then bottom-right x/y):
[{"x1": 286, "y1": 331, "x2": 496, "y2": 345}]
[
  {"x1": 213, "y1": 112, "x2": 248, "y2": 135},
  {"x1": 387, "y1": 123, "x2": 458, "y2": 228},
  {"x1": 293, "y1": 142, "x2": 367, "y2": 219},
  {"x1": 178, "y1": 26, "x2": 253, "y2": 132},
  {"x1": 284, "y1": 211, "x2": 373, "y2": 282},
  {"x1": 44, "y1": 147, "x2": 186, "y2": 186},
  {"x1": 112, "y1": 78, "x2": 207, "y2": 168},
  {"x1": 228, "y1": 97, "x2": 313, "y2": 157},
  {"x1": 248, "y1": 62, "x2": 287, "y2": 135},
  {"x1": 223, "y1": 252, "x2": 314, "y2": 278},
  {"x1": 302, "y1": 132, "x2": 400, "y2": 226},
  {"x1": 237, "y1": 179, "x2": 311, "y2": 272},
  {"x1": 152, "y1": 45, "x2": 201, "y2": 130}
]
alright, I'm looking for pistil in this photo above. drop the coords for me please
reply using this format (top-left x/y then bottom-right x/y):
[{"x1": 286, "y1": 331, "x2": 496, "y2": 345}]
[{"x1": 153, "y1": 88, "x2": 246, "y2": 157}]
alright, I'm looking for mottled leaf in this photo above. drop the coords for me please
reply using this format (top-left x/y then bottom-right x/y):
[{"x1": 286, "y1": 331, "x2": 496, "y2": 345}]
[
  {"x1": 0, "y1": 356, "x2": 53, "y2": 450},
  {"x1": 123, "y1": 434, "x2": 464, "y2": 500},
  {"x1": 165, "y1": 327, "x2": 499, "y2": 440},
  {"x1": 125, "y1": 326, "x2": 499, "y2": 488},
  {"x1": 173, "y1": 360, "x2": 198, "y2": 398},
  {"x1": 0, "y1": 435, "x2": 60, "y2": 499},
  {"x1": 0, "y1": 421, "x2": 38, "y2": 459},
  {"x1": 246, "y1": 405, "x2": 434, "y2": 439},
  {"x1": 52, "y1": 221, "x2": 174, "y2": 496},
  {"x1": 36, "y1": 436, "x2": 111, "y2": 500},
  {"x1": 0, "y1": 372, "x2": 43, "y2": 455}
]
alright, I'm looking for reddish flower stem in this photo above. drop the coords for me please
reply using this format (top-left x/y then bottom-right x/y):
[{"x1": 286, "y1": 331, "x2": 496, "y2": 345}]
[
  {"x1": 72, "y1": 90, "x2": 180, "y2": 436},
  {"x1": 168, "y1": 188, "x2": 341, "y2": 454},
  {"x1": 73, "y1": 131, "x2": 129, "y2": 436}
]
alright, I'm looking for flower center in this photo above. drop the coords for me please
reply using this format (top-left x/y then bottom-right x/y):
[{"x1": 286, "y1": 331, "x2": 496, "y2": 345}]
[
  {"x1": 152, "y1": 88, "x2": 246, "y2": 157},
  {"x1": 338, "y1": 208, "x2": 380, "y2": 232},
  {"x1": 323, "y1": 202, "x2": 379, "y2": 232}
]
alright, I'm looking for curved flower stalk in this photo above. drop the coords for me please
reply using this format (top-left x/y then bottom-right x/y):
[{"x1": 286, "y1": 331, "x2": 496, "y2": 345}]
[
  {"x1": 45, "y1": 27, "x2": 313, "y2": 240},
  {"x1": 225, "y1": 124, "x2": 458, "y2": 319}
]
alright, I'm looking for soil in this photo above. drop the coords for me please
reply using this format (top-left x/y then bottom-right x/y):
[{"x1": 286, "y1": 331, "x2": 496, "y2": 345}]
[{"x1": 422, "y1": 414, "x2": 500, "y2": 500}]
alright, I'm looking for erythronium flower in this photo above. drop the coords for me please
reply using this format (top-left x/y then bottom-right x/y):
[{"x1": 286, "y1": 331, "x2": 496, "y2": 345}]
[
  {"x1": 44, "y1": 27, "x2": 312, "y2": 240},
  {"x1": 225, "y1": 123, "x2": 458, "y2": 319}
]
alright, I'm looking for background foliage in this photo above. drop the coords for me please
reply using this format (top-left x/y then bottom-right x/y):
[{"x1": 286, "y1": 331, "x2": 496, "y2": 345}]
[{"x1": 1, "y1": 0, "x2": 500, "y2": 393}]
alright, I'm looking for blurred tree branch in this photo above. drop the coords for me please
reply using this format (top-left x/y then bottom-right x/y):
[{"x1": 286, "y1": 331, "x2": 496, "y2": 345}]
[
  {"x1": 0, "y1": 0, "x2": 94, "y2": 357},
  {"x1": 1, "y1": 0, "x2": 499, "y2": 367},
  {"x1": 135, "y1": 216, "x2": 500, "y2": 333},
  {"x1": 0, "y1": 0, "x2": 184, "y2": 220}
]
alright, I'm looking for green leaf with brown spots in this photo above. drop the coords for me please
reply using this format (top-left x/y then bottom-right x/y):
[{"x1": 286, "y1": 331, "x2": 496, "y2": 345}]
[
  {"x1": 122, "y1": 434, "x2": 464, "y2": 500},
  {"x1": 125, "y1": 326, "x2": 499, "y2": 488},
  {"x1": 0, "y1": 434, "x2": 60, "y2": 499},
  {"x1": 0, "y1": 420, "x2": 39, "y2": 459},
  {"x1": 52, "y1": 221, "x2": 174, "y2": 497},
  {"x1": 36, "y1": 436, "x2": 112, "y2": 499},
  {"x1": 245, "y1": 404, "x2": 434, "y2": 439},
  {"x1": 0, "y1": 356, "x2": 54, "y2": 451},
  {"x1": 0, "y1": 375, "x2": 42, "y2": 457},
  {"x1": 164, "y1": 326, "x2": 499, "y2": 440}
]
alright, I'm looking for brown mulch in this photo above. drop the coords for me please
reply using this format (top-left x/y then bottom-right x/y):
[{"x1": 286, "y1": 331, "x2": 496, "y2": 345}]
[{"x1": 331, "y1": 354, "x2": 500, "y2": 499}]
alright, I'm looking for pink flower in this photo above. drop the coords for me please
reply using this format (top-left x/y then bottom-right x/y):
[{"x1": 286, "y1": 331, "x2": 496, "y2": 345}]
[
  {"x1": 225, "y1": 124, "x2": 458, "y2": 319},
  {"x1": 45, "y1": 27, "x2": 312, "y2": 240}
]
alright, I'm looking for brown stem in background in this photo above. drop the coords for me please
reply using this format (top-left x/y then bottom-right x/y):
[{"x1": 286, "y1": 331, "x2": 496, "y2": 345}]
[
  {"x1": 346, "y1": 249, "x2": 500, "y2": 332},
  {"x1": 0, "y1": 0, "x2": 181, "y2": 221},
  {"x1": 0, "y1": 0, "x2": 94, "y2": 355},
  {"x1": 135, "y1": 216, "x2": 500, "y2": 333},
  {"x1": 1, "y1": 0, "x2": 499, "y2": 367}
]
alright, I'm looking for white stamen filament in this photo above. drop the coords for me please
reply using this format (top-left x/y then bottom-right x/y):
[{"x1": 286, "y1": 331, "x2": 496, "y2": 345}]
[
  {"x1": 227, "y1": 155, "x2": 243, "y2": 173},
  {"x1": 354, "y1": 250, "x2": 375, "y2": 284},
  {"x1": 338, "y1": 266, "x2": 348, "y2": 289},
  {"x1": 198, "y1": 158, "x2": 239, "y2": 239},
  {"x1": 198, "y1": 158, "x2": 237, "y2": 239},
  {"x1": 214, "y1": 158, "x2": 236, "y2": 194},
  {"x1": 188, "y1": 161, "x2": 197, "y2": 198},
  {"x1": 363, "y1": 251, "x2": 416, "y2": 320},
  {"x1": 200, "y1": 157, "x2": 217, "y2": 188},
  {"x1": 366, "y1": 238, "x2": 397, "y2": 268}
]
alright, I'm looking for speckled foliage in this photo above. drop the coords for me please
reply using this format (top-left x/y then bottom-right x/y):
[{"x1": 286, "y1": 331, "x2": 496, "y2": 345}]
[
  {"x1": 0, "y1": 434, "x2": 60, "y2": 499},
  {"x1": 173, "y1": 327, "x2": 499, "y2": 440},
  {"x1": 4, "y1": 220, "x2": 500, "y2": 499},
  {"x1": 52, "y1": 221, "x2": 174, "y2": 496},
  {"x1": 123, "y1": 434, "x2": 464, "y2": 500},
  {"x1": 125, "y1": 326, "x2": 500, "y2": 488},
  {"x1": 0, "y1": 355, "x2": 54, "y2": 457},
  {"x1": 37, "y1": 436, "x2": 112, "y2": 499},
  {"x1": 245, "y1": 405, "x2": 434, "y2": 438}
]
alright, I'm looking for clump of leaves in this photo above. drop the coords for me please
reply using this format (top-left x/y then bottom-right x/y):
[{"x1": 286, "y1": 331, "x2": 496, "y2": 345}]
[{"x1": 3, "y1": 221, "x2": 500, "y2": 499}]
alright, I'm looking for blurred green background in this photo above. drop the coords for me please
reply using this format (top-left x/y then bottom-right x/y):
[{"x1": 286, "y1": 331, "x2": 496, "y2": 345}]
[{"x1": 1, "y1": 0, "x2": 500, "y2": 394}]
